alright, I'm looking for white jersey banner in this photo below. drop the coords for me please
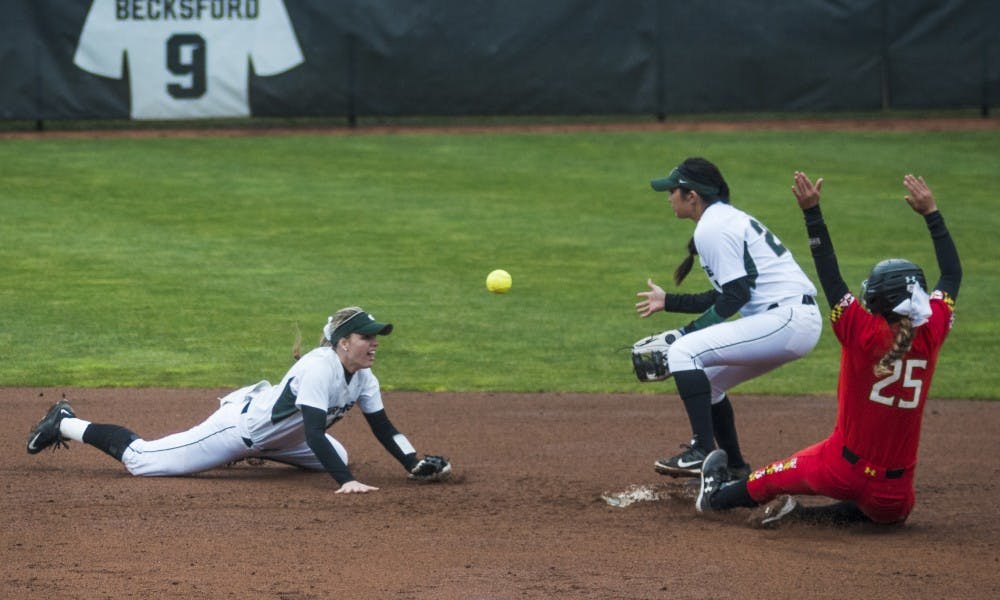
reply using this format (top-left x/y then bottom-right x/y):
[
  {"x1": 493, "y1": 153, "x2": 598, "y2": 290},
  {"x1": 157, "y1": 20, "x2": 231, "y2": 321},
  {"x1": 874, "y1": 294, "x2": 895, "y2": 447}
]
[{"x1": 73, "y1": 0, "x2": 304, "y2": 120}]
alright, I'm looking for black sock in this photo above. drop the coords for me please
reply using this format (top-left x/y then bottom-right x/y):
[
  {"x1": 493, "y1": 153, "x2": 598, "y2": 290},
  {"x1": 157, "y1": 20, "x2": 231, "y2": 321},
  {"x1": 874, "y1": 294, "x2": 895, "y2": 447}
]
[
  {"x1": 82, "y1": 424, "x2": 139, "y2": 461},
  {"x1": 672, "y1": 369, "x2": 714, "y2": 453},
  {"x1": 710, "y1": 479, "x2": 757, "y2": 510},
  {"x1": 711, "y1": 396, "x2": 747, "y2": 468}
]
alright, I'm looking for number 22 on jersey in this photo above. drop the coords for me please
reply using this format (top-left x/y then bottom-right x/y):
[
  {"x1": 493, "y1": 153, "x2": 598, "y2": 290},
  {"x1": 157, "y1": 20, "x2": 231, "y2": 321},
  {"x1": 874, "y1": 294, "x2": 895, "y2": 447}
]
[
  {"x1": 749, "y1": 220, "x2": 788, "y2": 256},
  {"x1": 869, "y1": 359, "x2": 928, "y2": 409}
]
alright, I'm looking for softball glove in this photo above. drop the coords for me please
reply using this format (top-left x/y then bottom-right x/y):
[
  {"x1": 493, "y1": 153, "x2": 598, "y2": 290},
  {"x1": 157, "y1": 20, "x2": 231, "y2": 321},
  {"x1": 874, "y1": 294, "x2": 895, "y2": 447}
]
[
  {"x1": 631, "y1": 329, "x2": 683, "y2": 382},
  {"x1": 409, "y1": 455, "x2": 452, "y2": 482}
]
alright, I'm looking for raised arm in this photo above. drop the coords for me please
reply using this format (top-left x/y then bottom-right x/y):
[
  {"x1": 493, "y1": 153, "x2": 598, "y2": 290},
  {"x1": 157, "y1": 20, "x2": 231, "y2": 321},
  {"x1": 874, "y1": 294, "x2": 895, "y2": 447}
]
[
  {"x1": 902, "y1": 174, "x2": 961, "y2": 300},
  {"x1": 791, "y1": 171, "x2": 849, "y2": 308}
]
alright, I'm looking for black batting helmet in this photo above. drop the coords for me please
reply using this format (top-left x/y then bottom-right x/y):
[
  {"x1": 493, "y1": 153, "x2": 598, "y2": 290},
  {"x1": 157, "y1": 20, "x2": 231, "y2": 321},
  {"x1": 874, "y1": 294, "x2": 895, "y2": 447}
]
[{"x1": 861, "y1": 259, "x2": 927, "y2": 318}]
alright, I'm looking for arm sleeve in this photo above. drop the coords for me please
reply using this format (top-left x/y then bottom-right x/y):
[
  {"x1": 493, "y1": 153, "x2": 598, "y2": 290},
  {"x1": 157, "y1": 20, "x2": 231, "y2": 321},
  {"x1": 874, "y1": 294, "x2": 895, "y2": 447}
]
[
  {"x1": 682, "y1": 276, "x2": 751, "y2": 332},
  {"x1": 924, "y1": 211, "x2": 962, "y2": 300},
  {"x1": 364, "y1": 410, "x2": 419, "y2": 471},
  {"x1": 663, "y1": 289, "x2": 720, "y2": 313},
  {"x1": 803, "y1": 205, "x2": 850, "y2": 308},
  {"x1": 301, "y1": 405, "x2": 354, "y2": 484}
]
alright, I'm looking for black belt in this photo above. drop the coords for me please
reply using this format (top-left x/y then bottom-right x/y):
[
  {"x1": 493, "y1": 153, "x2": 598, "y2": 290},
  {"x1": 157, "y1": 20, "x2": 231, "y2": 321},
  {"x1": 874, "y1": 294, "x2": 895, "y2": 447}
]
[
  {"x1": 767, "y1": 295, "x2": 815, "y2": 310},
  {"x1": 842, "y1": 446, "x2": 905, "y2": 479}
]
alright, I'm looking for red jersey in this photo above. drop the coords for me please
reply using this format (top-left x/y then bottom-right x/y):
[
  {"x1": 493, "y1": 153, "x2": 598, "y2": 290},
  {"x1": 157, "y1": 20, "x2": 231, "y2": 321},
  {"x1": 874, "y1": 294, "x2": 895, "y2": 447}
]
[{"x1": 830, "y1": 292, "x2": 955, "y2": 470}]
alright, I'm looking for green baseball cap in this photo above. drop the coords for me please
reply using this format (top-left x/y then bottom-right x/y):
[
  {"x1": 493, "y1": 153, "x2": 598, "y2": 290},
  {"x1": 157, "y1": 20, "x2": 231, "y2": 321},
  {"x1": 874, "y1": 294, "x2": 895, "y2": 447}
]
[
  {"x1": 650, "y1": 166, "x2": 720, "y2": 197},
  {"x1": 326, "y1": 311, "x2": 393, "y2": 344}
]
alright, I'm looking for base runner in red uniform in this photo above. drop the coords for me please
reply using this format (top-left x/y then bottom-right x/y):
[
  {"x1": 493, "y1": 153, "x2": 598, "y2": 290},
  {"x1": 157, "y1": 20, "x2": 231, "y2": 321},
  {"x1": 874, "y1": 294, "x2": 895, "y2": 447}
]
[{"x1": 695, "y1": 172, "x2": 961, "y2": 526}]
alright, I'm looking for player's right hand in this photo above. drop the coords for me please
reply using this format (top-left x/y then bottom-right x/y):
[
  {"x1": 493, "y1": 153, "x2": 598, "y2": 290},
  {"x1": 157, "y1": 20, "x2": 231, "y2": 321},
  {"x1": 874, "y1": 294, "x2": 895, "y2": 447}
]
[
  {"x1": 792, "y1": 171, "x2": 823, "y2": 210},
  {"x1": 336, "y1": 480, "x2": 379, "y2": 494},
  {"x1": 636, "y1": 278, "x2": 666, "y2": 317}
]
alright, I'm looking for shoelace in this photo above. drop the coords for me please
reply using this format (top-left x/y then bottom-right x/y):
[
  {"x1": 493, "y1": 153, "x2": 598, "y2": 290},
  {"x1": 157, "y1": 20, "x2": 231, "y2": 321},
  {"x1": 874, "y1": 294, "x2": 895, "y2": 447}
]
[{"x1": 51, "y1": 438, "x2": 69, "y2": 451}]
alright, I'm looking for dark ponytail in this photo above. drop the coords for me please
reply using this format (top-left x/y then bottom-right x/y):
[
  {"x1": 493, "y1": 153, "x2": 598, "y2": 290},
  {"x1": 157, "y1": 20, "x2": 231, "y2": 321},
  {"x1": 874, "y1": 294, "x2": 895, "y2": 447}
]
[
  {"x1": 670, "y1": 158, "x2": 728, "y2": 286},
  {"x1": 674, "y1": 237, "x2": 698, "y2": 285}
]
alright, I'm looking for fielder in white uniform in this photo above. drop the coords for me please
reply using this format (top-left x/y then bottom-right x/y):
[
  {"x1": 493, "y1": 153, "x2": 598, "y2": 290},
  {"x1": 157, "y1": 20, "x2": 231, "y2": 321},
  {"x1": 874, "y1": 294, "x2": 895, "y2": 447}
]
[
  {"x1": 636, "y1": 157, "x2": 823, "y2": 478},
  {"x1": 26, "y1": 307, "x2": 448, "y2": 494}
]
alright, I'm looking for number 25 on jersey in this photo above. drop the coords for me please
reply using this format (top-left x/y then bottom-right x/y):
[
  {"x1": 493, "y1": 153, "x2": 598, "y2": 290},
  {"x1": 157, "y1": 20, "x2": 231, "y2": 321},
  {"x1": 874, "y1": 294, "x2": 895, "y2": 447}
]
[{"x1": 869, "y1": 359, "x2": 928, "y2": 409}]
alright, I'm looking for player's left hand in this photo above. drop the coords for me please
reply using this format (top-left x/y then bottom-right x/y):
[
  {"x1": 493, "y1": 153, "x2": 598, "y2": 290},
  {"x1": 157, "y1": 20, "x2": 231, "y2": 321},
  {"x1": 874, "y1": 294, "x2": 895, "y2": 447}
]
[
  {"x1": 409, "y1": 455, "x2": 452, "y2": 482},
  {"x1": 903, "y1": 174, "x2": 938, "y2": 215},
  {"x1": 631, "y1": 329, "x2": 681, "y2": 382}
]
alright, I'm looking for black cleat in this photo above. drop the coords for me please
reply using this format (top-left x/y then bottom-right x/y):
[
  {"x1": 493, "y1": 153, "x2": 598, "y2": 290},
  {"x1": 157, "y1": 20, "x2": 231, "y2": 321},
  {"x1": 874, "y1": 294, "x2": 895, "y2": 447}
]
[
  {"x1": 26, "y1": 400, "x2": 75, "y2": 454},
  {"x1": 696, "y1": 449, "x2": 730, "y2": 513},
  {"x1": 654, "y1": 443, "x2": 708, "y2": 477}
]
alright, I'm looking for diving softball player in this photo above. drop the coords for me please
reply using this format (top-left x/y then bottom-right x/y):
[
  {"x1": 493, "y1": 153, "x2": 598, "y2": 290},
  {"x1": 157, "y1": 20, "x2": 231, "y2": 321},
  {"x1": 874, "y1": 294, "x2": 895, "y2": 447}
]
[
  {"x1": 696, "y1": 172, "x2": 960, "y2": 526},
  {"x1": 26, "y1": 307, "x2": 452, "y2": 492},
  {"x1": 636, "y1": 157, "x2": 823, "y2": 478}
]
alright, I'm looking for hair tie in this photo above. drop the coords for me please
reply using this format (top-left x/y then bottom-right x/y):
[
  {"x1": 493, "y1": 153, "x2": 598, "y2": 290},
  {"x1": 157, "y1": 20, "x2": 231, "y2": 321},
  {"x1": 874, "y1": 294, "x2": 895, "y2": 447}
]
[{"x1": 892, "y1": 283, "x2": 932, "y2": 327}]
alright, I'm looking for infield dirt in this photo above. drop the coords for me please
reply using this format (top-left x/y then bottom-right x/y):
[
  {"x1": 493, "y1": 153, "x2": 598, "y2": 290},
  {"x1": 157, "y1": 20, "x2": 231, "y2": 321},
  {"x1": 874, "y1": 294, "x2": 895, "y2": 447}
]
[
  {"x1": 5, "y1": 114, "x2": 998, "y2": 597},
  {"x1": 3, "y1": 388, "x2": 997, "y2": 599}
]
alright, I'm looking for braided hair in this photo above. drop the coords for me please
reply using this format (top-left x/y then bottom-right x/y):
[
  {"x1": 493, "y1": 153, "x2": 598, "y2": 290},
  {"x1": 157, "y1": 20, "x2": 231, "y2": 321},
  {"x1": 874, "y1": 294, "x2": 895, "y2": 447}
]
[
  {"x1": 874, "y1": 317, "x2": 916, "y2": 377},
  {"x1": 671, "y1": 158, "x2": 731, "y2": 285}
]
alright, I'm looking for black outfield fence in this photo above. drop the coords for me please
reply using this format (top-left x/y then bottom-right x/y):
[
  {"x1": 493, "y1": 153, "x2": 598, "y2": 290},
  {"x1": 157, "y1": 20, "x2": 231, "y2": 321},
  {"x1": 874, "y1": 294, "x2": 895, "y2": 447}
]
[{"x1": 2, "y1": 0, "x2": 996, "y2": 122}]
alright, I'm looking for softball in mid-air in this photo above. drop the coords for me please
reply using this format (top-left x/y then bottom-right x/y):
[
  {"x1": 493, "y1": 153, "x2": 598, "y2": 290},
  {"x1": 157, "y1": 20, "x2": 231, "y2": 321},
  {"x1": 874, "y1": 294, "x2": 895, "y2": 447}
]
[{"x1": 486, "y1": 269, "x2": 512, "y2": 293}]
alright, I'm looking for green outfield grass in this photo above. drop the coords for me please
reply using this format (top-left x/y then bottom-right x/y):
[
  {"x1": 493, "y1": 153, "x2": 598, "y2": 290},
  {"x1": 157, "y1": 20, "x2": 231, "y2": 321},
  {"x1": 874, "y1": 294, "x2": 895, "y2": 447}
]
[{"x1": 1, "y1": 127, "x2": 996, "y2": 397}]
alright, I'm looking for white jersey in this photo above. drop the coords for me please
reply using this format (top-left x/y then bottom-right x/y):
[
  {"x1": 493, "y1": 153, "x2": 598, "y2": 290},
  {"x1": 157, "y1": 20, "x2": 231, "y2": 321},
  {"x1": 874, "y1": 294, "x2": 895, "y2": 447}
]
[
  {"x1": 694, "y1": 202, "x2": 816, "y2": 316},
  {"x1": 241, "y1": 346, "x2": 384, "y2": 450},
  {"x1": 74, "y1": 0, "x2": 304, "y2": 119},
  {"x1": 118, "y1": 346, "x2": 383, "y2": 476}
]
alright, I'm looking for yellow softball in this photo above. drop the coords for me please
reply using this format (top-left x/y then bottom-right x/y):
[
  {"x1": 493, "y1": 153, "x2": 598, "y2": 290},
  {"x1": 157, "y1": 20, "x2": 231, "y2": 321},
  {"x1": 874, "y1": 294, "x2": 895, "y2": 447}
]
[{"x1": 486, "y1": 269, "x2": 512, "y2": 293}]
